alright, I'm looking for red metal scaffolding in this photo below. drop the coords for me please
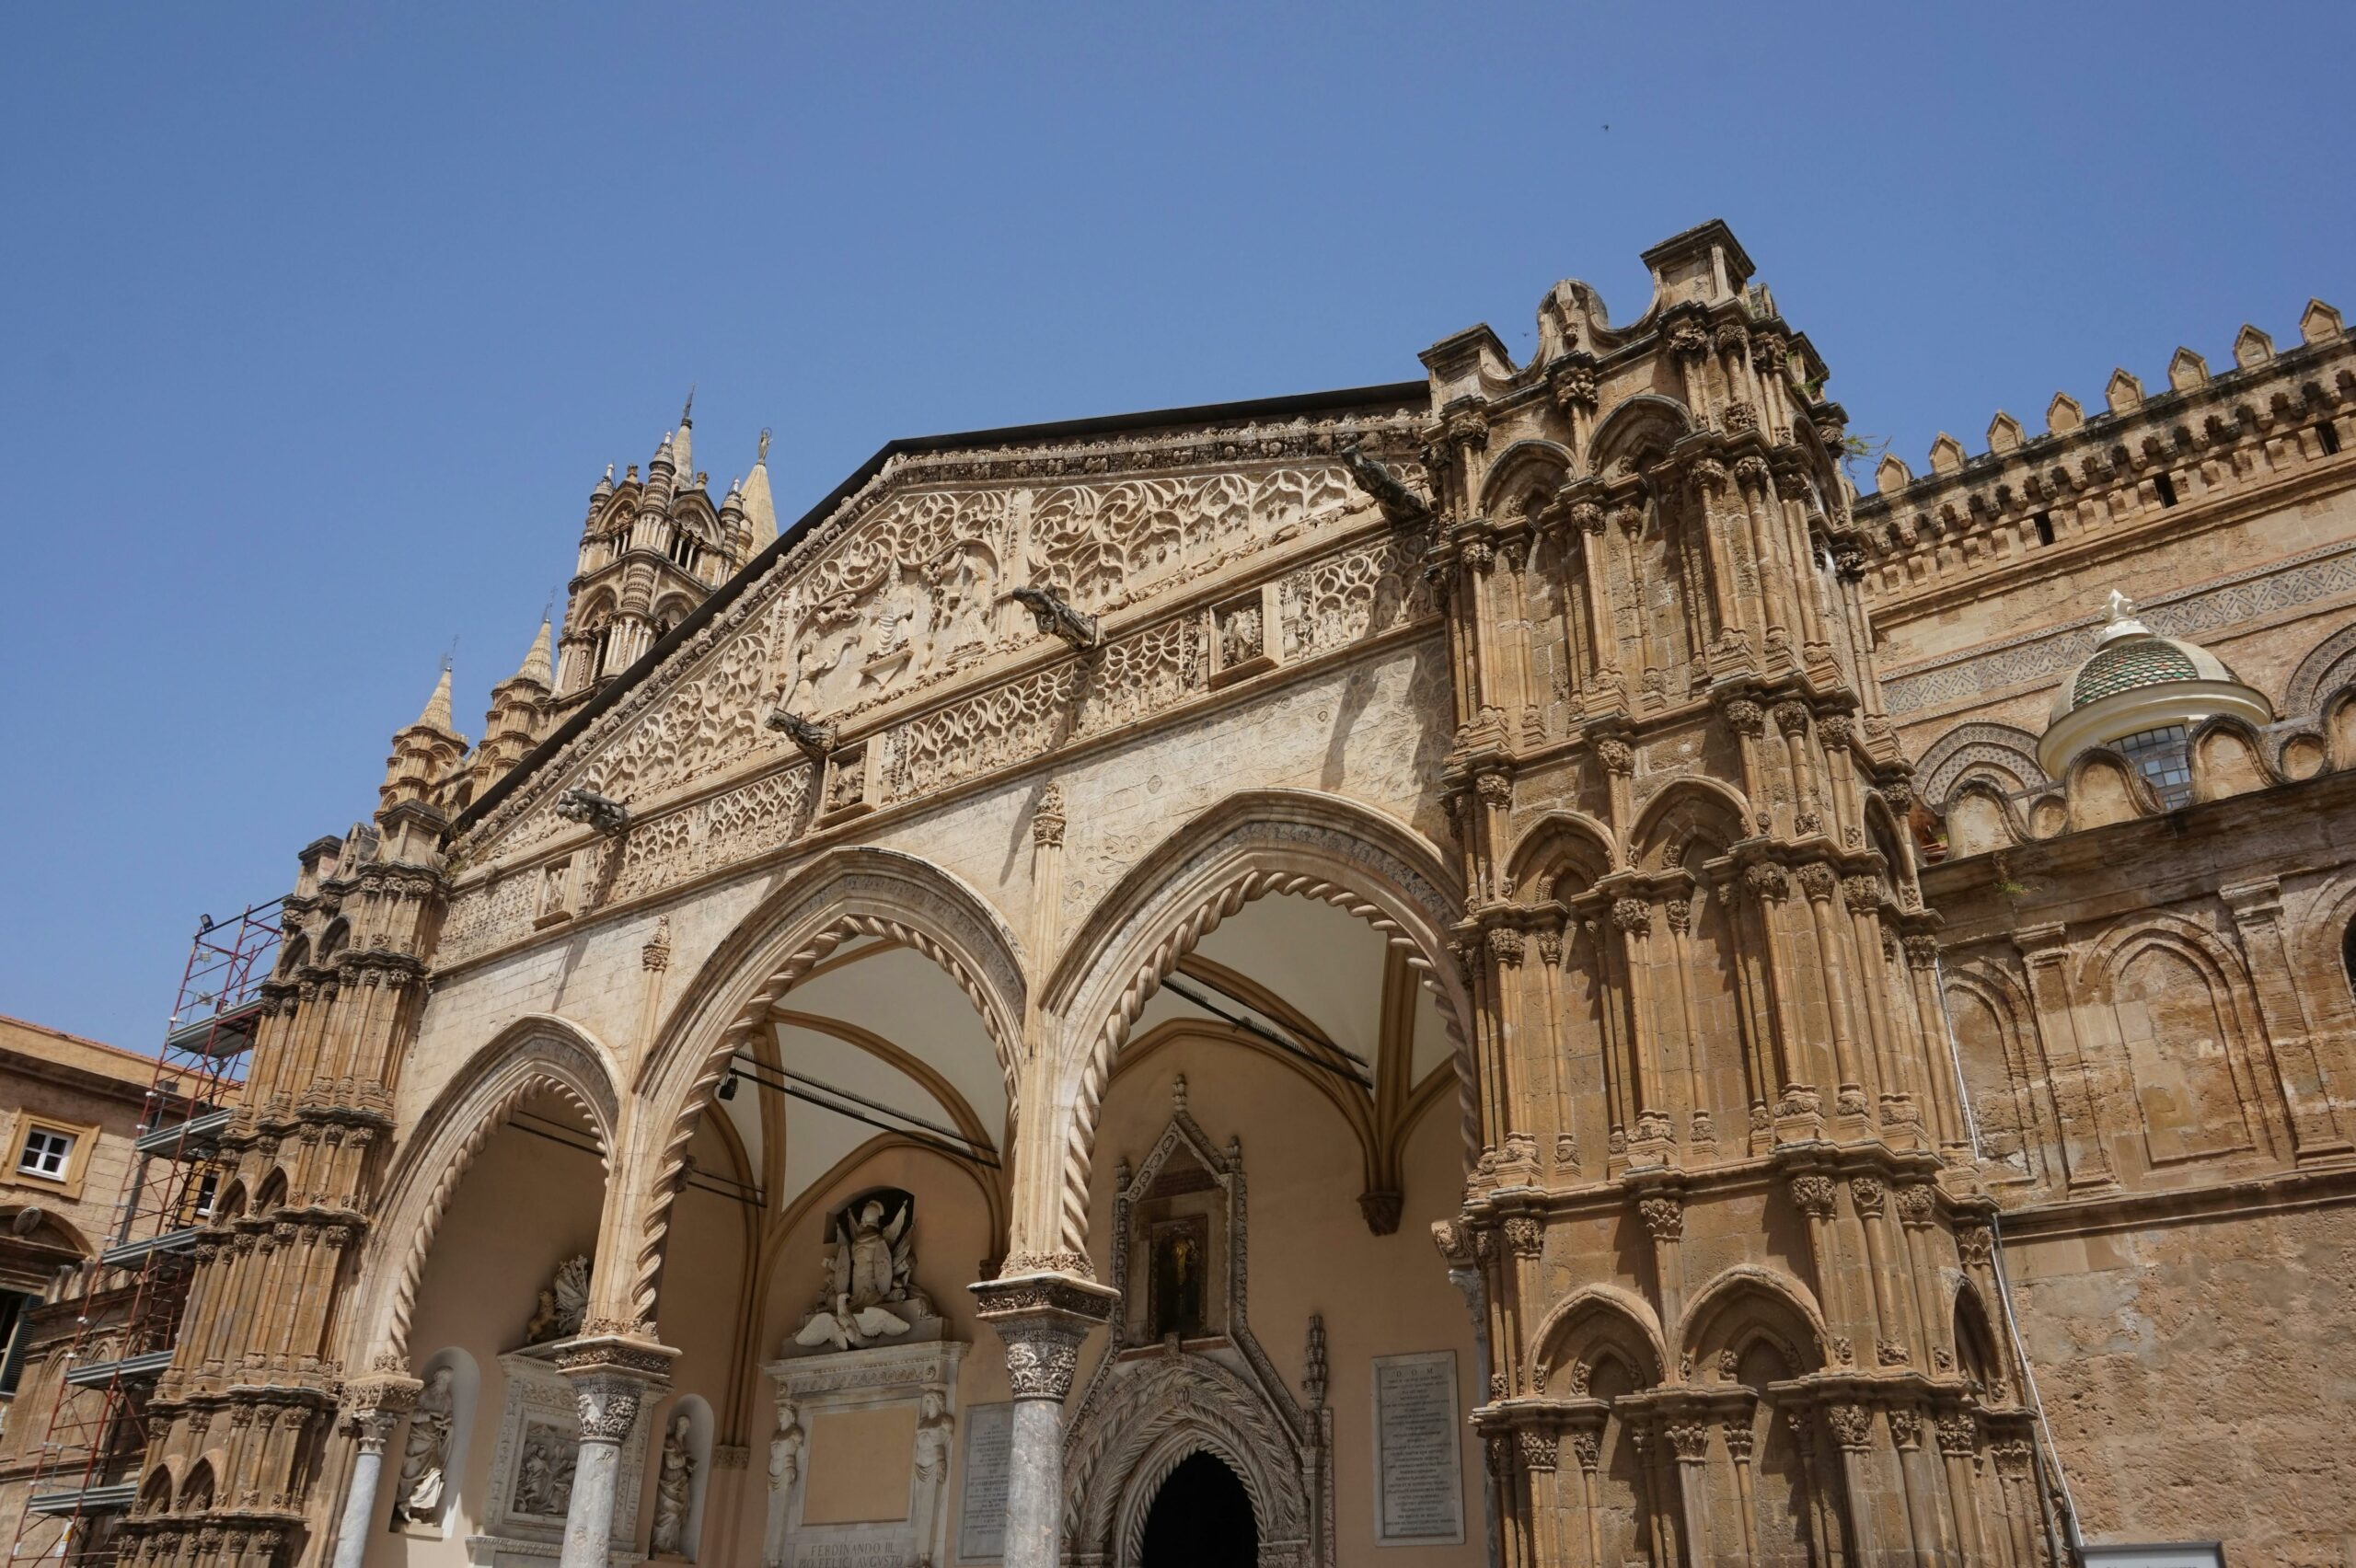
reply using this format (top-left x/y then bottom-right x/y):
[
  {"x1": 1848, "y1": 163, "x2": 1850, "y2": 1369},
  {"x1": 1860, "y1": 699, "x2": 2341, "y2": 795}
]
[{"x1": 6, "y1": 900, "x2": 281, "y2": 1564}]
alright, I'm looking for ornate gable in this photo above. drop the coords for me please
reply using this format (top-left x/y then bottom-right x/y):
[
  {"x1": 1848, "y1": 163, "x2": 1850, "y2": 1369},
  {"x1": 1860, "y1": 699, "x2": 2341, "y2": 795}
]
[{"x1": 439, "y1": 403, "x2": 1430, "y2": 966}]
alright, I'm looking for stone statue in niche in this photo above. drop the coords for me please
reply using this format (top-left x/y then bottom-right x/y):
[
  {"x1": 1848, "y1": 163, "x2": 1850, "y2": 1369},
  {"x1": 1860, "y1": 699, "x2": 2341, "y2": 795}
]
[
  {"x1": 390, "y1": 1366, "x2": 456, "y2": 1525},
  {"x1": 791, "y1": 1191, "x2": 932, "y2": 1351},
  {"x1": 762, "y1": 1400, "x2": 804, "y2": 1568},
  {"x1": 524, "y1": 1254, "x2": 591, "y2": 1345},
  {"x1": 650, "y1": 1412, "x2": 694, "y2": 1555},
  {"x1": 1148, "y1": 1215, "x2": 1207, "y2": 1341},
  {"x1": 907, "y1": 1389, "x2": 954, "y2": 1567}
]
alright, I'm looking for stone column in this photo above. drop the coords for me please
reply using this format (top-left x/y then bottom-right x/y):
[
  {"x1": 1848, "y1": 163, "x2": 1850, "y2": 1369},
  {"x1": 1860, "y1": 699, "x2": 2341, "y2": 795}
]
[
  {"x1": 329, "y1": 1423, "x2": 388, "y2": 1568},
  {"x1": 971, "y1": 1272, "x2": 1118, "y2": 1568},
  {"x1": 326, "y1": 1372, "x2": 417, "y2": 1568},
  {"x1": 554, "y1": 1335, "x2": 677, "y2": 1568}
]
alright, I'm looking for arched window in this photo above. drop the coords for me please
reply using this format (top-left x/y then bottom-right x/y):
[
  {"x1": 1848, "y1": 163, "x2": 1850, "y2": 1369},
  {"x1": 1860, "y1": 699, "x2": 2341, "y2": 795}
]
[{"x1": 2340, "y1": 916, "x2": 2356, "y2": 1002}]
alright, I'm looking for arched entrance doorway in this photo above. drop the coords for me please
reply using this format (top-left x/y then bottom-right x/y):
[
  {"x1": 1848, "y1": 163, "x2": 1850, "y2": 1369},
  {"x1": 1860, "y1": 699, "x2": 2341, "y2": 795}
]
[{"x1": 1140, "y1": 1451, "x2": 1257, "y2": 1567}]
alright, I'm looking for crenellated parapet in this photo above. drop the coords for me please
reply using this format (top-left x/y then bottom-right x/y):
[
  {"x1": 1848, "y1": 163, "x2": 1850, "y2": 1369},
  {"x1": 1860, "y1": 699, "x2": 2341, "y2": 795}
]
[{"x1": 1854, "y1": 299, "x2": 2351, "y2": 620}]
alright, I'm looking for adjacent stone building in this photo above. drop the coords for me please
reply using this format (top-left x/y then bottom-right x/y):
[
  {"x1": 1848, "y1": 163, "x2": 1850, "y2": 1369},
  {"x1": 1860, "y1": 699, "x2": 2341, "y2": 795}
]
[{"x1": 20, "y1": 223, "x2": 2354, "y2": 1568}]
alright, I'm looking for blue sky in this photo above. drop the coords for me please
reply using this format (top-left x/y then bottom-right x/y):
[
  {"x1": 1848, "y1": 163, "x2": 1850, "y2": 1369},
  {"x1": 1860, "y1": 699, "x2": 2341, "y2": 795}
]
[{"x1": 4, "y1": 2, "x2": 2351, "y2": 1049}]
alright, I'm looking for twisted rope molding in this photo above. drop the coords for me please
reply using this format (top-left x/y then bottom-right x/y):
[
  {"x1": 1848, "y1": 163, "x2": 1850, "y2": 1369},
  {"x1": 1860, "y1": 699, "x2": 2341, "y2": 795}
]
[
  {"x1": 377, "y1": 1070, "x2": 609, "y2": 1359},
  {"x1": 629, "y1": 913, "x2": 1020, "y2": 1321},
  {"x1": 1058, "y1": 870, "x2": 1439, "y2": 1257}
]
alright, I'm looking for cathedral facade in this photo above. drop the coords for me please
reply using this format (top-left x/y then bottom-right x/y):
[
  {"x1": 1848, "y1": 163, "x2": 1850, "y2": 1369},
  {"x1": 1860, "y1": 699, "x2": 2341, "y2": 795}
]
[{"x1": 49, "y1": 223, "x2": 2356, "y2": 1567}]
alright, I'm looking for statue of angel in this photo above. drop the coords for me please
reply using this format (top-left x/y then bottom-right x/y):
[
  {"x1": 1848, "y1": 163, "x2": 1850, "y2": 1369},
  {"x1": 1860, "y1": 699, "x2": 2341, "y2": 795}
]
[{"x1": 791, "y1": 1197, "x2": 917, "y2": 1351}]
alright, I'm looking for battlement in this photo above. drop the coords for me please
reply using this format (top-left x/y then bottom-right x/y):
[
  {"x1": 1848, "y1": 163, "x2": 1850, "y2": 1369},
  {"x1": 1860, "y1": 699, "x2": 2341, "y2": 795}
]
[{"x1": 1854, "y1": 302, "x2": 2353, "y2": 612}]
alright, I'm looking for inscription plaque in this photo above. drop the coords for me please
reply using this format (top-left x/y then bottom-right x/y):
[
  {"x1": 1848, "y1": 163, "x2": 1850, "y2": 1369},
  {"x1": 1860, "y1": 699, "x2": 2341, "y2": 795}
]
[
  {"x1": 955, "y1": 1401, "x2": 1012, "y2": 1562},
  {"x1": 1371, "y1": 1350, "x2": 1464, "y2": 1546}
]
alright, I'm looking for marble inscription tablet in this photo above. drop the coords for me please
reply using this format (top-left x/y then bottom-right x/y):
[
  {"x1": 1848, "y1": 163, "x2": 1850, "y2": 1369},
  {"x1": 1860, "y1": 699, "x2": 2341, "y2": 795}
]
[
  {"x1": 954, "y1": 1401, "x2": 1012, "y2": 1562},
  {"x1": 1371, "y1": 1350, "x2": 1464, "y2": 1546}
]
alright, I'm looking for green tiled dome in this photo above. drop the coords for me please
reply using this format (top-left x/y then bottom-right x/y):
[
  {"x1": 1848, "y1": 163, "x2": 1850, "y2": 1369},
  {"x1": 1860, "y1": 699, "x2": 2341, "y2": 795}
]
[{"x1": 2070, "y1": 638, "x2": 2200, "y2": 709}]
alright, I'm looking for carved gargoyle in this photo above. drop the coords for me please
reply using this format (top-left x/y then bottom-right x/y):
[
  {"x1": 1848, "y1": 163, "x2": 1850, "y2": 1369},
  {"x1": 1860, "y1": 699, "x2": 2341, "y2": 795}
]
[
  {"x1": 1011, "y1": 585, "x2": 1101, "y2": 652},
  {"x1": 763, "y1": 706, "x2": 837, "y2": 761},
  {"x1": 555, "y1": 788, "x2": 629, "y2": 836},
  {"x1": 1340, "y1": 442, "x2": 1431, "y2": 529}
]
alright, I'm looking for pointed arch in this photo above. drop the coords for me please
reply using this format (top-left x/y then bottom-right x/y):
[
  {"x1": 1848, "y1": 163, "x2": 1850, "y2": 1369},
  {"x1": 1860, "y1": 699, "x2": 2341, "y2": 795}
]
[
  {"x1": 1477, "y1": 437, "x2": 1576, "y2": 517},
  {"x1": 624, "y1": 847, "x2": 1027, "y2": 1321},
  {"x1": 1526, "y1": 1283, "x2": 1669, "y2": 1385},
  {"x1": 1041, "y1": 790, "x2": 1472, "y2": 1262},
  {"x1": 1587, "y1": 395, "x2": 1693, "y2": 476},
  {"x1": 1627, "y1": 776, "x2": 1753, "y2": 861},
  {"x1": 2282, "y1": 617, "x2": 2356, "y2": 717},
  {"x1": 1504, "y1": 808, "x2": 1618, "y2": 894},
  {"x1": 1679, "y1": 1264, "x2": 1831, "y2": 1372},
  {"x1": 345, "y1": 1013, "x2": 621, "y2": 1364}
]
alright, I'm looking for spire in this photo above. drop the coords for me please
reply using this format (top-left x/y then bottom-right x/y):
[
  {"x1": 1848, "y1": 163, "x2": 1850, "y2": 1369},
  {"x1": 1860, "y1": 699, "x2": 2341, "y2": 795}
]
[
  {"x1": 416, "y1": 664, "x2": 456, "y2": 732},
  {"x1": 518, "y1": 618, "x2": 554, "y2": 687},
  {"x1": 741, "y1": 427, "x2": 777, "y2": 544},
  {"x1": 673, "y1": 386, "x2": 695, "y2": 478}
]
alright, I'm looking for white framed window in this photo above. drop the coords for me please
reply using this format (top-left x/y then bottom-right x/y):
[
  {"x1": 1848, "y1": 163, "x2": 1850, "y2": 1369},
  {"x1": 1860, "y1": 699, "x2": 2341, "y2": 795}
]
[
  {"x1": 17, "y1": 1128, "x2": 74, "y2": 1181},
  {"x1": 191, "y1": 1170, "x2": 221, "y2": 1219}
]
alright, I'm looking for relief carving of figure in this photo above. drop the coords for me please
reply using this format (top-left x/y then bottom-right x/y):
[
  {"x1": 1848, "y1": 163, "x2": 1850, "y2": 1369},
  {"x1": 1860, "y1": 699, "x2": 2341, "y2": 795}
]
[
  {"x1": 791, "y1": 1193, "x2": 930, "y2": 1351},
  {"x1": 390, "y1": 1366, "x2": 455, "y2": 1526},
  {"x1": 514, "y1": 1421, "x2": 576, "y2": 1519},
  {"x1": 650, "y1": 1412, "x2": 695, "y2": 1556}
]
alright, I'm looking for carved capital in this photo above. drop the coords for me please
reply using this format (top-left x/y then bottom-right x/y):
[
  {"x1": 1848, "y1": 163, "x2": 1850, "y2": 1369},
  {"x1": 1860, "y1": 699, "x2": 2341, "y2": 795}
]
[
  {"x1": 1487, "y1": 927, "x2": 1526, "y2": 967},
  {"x1": 1903, "y1": 934, "x2": 1941, "y2": 969},
  {"x1": 1936, "y1": 1412, "x2": 1981, "y2": 1458},
  {"x1": 1886, "y1": 1406, "x2": 1922, "y2": 1449},
  {"x1": 572, "y1": 1376, "x2": 643, "y2": 1442},
  {"x1": 1842, "y1": 874, "x2": 1883, "y2": 915},
  {"x1": 1773, "y1": 701, "x2": 1811, "y2": 739},
  {"x1": 1825, "y1": 1402, "x2": 1875, "y2": 1450},
  {"x1": 1896, "y1": 1184, "x2": 1936, "y2": 1225},
  {"x1": 1569, "y1": 501, "x2": 1607, "y2": 535},
  {"x1": 1474, "y1": 769, "x2": 1514, "y2": 806},
  {"x1": 1721, "y1": 1420, "x2": 1756, "y2": 1461},
  {"x1": 1744, "y1": 862, "x2": 1788, "y2": 902},
  {"x1": 1611, "y1": 897, "x2": 1652, "y2": 937},
  {"x1": 1788, "y1": 1174, "x2": 1837, "y2": 1219},
  {"x1": 1957, "y1": 1225, "x2": 1994, "y2": 1267},
  {"x1": 1031, "y1": 782, "x2": 1068, "y2": 848},
  {"x1": 1502, "y1": 1216, "x2": 1544, "y2": 1259},
  {"x1": 972, "y1": 1272, "x2": 1118, "y2": 1401},
  {"x1": 1850, "y1": 1175, "x2": 1887, "y2": 1217},
  {"x1": 1796, "y1": 863, "x2": 1837, "y2": 902},
  {"x1": 1638, "y1": 1195, "x2": 1683, "y2": 1241},
  {"x1": 1517, "y1": 1426, "x2": 1559, "y2": 1471},
  {"x1": 1723, "y1": 698, "x2": 1765, "y2": 736},
  {"x1": 1668, "y1": 324, "x2": 1711, "y2": 359},
  {"x1": 1594, "y1": 737, "x2": 1634, "y2": 776},
  {"x1": 1734, "y1": 454, "x2": 1773, "y2": 488},
  {"x1": 1664, "y1": 898, "x2": 1692, "y2": 936},
  {"x1": 1665, "y1": 1421, "x2": 1710, "y2": 1462}
]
